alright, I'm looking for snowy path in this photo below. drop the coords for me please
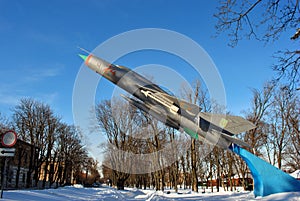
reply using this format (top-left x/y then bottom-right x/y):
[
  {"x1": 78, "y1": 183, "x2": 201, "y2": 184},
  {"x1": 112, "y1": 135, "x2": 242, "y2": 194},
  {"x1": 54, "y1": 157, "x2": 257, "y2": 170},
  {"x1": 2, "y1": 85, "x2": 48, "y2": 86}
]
[{"x1": 1, "y1": 185, "x2": 300, "y2": 200}]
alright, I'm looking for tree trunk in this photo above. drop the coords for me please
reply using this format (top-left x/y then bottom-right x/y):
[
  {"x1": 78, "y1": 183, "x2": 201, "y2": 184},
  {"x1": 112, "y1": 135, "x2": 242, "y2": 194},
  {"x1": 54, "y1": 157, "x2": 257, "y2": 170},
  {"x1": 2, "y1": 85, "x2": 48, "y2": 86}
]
[
  {"x1": 143, "y1": 174, "x2": 147, "y2": 190},
  {"x1": 26, "y1": 146, "x2": 35, "y2": 188},
  {"x1": 173, "y1": 162, "x2": 178, "y2": 192},
  {"x1": 155, "y1": 171, "x2": 160, "y2": 191},
  {"x1": 160, "y1": 169, "x2": 165, "y2": 191},
  {"x1": 15, "y1": 147, "x2": 24, "y2": 189},
  {"x1": 191, "y1": 139, "x2": 198, "y2": 192},
  {"x1": 216, "y1": 152, "x2": 220, "y2": 192},
  {"x1": 42, "y1": 160, "x2": 49, "y2": 188},
  {"x1": 209, "y1": 153, "x2": 213, "y2": 192},
  {"x1": 116, "y1": 179, "x2": 125, "y2": 190},
  {"x1": 181, "y1": 155, "x2": 186, "y2": 189}
]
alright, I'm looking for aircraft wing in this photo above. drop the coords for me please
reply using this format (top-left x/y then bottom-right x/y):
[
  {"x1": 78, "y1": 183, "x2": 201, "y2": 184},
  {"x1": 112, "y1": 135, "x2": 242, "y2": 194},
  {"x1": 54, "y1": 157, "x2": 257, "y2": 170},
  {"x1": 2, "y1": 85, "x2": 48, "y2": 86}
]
[{"x1": 199, "y1": 112, "x2": 256, "y2": 135}]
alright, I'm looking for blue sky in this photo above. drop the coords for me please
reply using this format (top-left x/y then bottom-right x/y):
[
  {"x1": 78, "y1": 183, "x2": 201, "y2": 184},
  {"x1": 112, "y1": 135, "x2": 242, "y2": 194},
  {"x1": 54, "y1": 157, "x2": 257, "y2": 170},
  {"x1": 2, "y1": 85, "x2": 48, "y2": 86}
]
[{"x1": 0, "y1": 1, "x2": 292, "y2": 126}]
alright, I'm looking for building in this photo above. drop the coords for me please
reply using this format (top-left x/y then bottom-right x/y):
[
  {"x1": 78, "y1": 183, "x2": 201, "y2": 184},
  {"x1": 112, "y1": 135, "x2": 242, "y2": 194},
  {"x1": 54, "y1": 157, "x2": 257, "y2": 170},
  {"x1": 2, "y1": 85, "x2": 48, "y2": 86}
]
[
  {"x1": 1, "y1": 139, "x2": 38, "y2": 189},
  {"x1": 38, "y1": 161, "x2": 73, "y2": 188}
]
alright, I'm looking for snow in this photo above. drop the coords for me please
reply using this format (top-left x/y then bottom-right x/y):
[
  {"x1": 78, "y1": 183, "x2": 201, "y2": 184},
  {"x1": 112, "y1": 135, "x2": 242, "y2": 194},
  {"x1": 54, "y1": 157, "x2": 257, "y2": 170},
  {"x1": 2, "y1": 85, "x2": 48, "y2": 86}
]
[{"x1": 1, "y1": 185, "x2": 300, "y2": 201}]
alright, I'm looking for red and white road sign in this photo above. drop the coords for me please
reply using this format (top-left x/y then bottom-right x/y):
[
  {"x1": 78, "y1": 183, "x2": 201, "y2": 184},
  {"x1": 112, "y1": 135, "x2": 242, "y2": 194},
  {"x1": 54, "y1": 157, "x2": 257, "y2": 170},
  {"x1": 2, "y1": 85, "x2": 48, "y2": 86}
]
[{"x1": 1, "y1": 130, "x2": 17, "y2": 147}]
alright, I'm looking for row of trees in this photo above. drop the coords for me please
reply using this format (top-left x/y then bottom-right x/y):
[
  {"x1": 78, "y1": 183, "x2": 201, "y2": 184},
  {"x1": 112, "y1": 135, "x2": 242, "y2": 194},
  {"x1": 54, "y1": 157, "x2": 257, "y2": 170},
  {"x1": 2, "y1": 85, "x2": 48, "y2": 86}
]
[
  {"x1": 96, "y1": 81, "x2": 299, "y2": 192},
  {"x1": 0, "y1": 98, "x2": 99, "y2": 189}
]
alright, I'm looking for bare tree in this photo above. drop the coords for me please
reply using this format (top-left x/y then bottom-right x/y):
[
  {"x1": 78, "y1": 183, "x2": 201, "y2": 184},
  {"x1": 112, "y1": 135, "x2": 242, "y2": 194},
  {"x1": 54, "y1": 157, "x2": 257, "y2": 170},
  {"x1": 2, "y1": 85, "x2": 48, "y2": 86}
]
[
  {"x1": 267, "y1": 86, "x2": 298, "y2": 169},
  {"x1": 214, "y1": 0, "x2": 300, "y2": 87},
  {"x1": 147, "y1": 119, "x2": 167, "y2": 191},
  {"x1": 12, "y1": 98, "x2": 88, "y2": 188},
  {"x1": 95, "y1": 99, "x2": 139, "y2": 190},
  {"x1": 41, "y1": 112, "x2": 59, "y2": 188},
  {"x1": 12, "y1": 98, "x2": 56, "y2": 187},
  {"x1": 285, "y1": 94, "x2": 300, "y2": 170},
  {"x1": 181, "y1": 80, "x2": 201, "y2": 192},
  {"x1": 54, "y1": 124, "x2": 88, "y2": 186},
  {"x1": 227, "y1": 82, "x2": 275, "y2": 190},
  {"x1": 179, "y1": 151, "x2": 188, "y2": 189},
  {"x1": 167, "y1": 128, "x2": 180, "y2": 192},
  {"x1": 243, "y1": 82, "x2": 275, "y2": 154}
]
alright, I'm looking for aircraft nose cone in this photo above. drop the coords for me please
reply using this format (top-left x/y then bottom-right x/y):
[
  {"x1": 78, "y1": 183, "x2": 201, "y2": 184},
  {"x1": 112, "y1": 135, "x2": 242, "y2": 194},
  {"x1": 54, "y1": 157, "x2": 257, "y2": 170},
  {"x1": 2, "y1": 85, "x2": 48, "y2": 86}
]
[{"x1": 78, "y1": 54, "x2": 88, "y2": 61}]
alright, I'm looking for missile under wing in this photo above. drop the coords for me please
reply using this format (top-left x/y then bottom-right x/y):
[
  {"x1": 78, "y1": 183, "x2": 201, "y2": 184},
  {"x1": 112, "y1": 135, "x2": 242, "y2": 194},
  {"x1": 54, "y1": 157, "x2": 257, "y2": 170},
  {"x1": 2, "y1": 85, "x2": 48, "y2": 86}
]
[{"x1": 138, "y1": 85, "x2": 201, "y2": 118}]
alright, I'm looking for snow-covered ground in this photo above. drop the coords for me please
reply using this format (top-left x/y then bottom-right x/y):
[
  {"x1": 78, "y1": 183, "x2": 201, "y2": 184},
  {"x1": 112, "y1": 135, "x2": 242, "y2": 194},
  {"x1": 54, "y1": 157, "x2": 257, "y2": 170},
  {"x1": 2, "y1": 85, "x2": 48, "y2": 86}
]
[{"x1": 1, "y1": 185, "x2": 300, "y2": 201}]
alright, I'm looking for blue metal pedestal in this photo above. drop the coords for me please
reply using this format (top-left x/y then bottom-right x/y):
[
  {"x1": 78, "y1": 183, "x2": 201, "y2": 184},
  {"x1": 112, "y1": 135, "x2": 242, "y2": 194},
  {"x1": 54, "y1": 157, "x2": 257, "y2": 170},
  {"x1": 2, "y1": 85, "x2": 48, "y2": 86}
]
[{"x1": 229, "y1": 144, "x2": 300, "y2": 197}]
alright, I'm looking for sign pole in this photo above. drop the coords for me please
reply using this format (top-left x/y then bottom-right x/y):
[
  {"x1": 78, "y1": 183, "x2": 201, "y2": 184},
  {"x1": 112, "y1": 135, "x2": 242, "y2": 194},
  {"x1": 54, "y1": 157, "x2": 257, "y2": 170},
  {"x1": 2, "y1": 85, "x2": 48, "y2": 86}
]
[
  {"x1": 0, "y1": 130, "x2": 17, "y2": 199},
  {"x1": 0, "y1": 157, "x2": 7, "y2": 199}
]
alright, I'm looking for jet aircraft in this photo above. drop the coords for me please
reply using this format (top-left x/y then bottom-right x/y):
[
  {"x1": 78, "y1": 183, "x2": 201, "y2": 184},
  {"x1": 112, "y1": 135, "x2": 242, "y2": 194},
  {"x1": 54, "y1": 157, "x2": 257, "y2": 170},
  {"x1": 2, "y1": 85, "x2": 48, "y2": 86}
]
[{"x1": 79, "y1": 53, "x2": 255, "y2": 149}]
